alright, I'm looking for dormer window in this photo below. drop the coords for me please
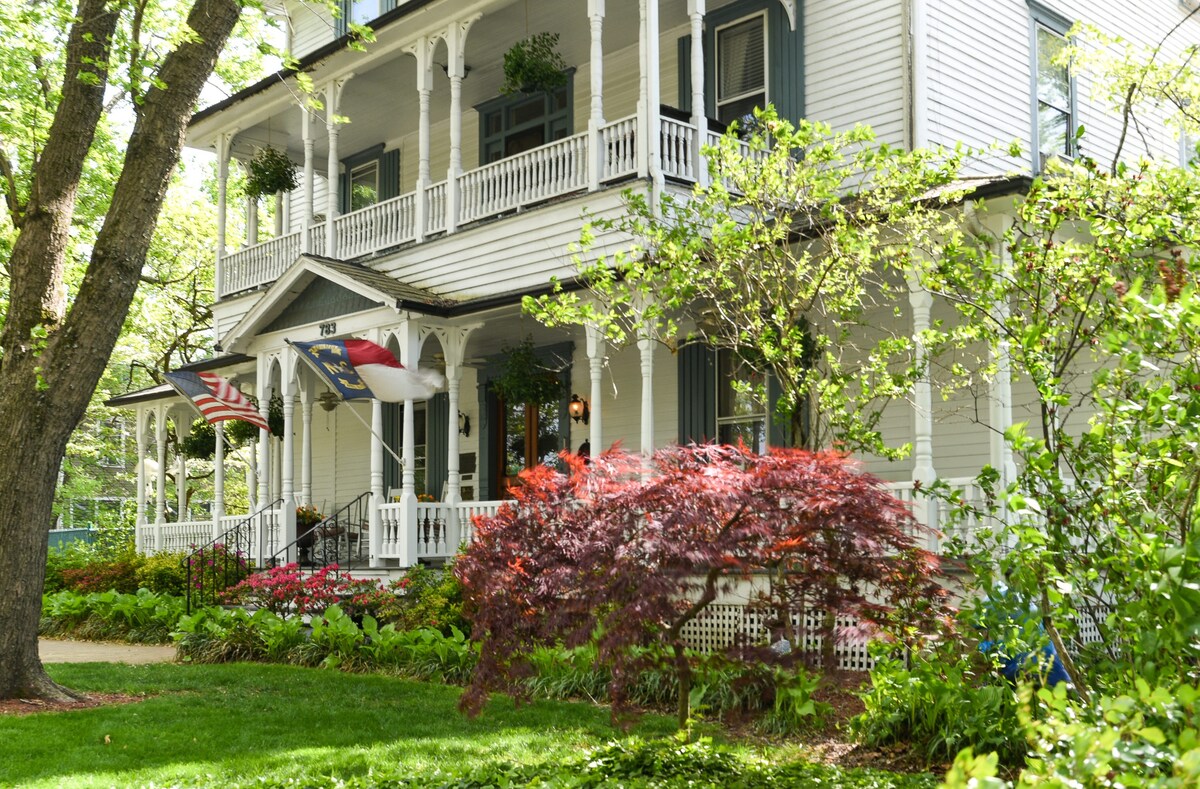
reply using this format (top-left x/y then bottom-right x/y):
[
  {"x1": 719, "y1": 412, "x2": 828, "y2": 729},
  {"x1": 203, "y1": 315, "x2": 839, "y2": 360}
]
[{"x1": 716, "y1": 12, "x2": 767, "y2": 126}]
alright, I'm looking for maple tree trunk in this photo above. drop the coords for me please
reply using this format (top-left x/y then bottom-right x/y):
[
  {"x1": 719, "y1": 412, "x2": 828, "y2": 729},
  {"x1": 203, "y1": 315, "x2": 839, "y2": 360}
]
[{"x1": 0, "y1": 0, "x2": 242, "y2": 700}]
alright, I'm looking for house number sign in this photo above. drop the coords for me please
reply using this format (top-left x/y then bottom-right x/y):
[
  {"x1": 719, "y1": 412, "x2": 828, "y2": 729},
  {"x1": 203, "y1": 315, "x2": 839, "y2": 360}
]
[{"x1": 319, "y1": 322, "x2": 337, "y2": 337}]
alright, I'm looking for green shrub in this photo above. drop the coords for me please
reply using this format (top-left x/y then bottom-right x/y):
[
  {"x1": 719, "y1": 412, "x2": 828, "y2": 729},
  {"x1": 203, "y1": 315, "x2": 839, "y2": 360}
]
[
  {"x1": 40, "y1": 589, "x2": 186, "y2": 644},
  {"x1": 44, "y1": 526, "x2": 137, "y2": 593},
  {"x1": 135, "y1": 551, "x2": 189, "y2": 595},
  {"x1": 384, "y1": 562, "x2": 466, "y2": 635},
  {"x1": 62, "y1": 558, "x2": 142, "y2": 593},
  {"x1": 851, "y1": 652, "x2": 1026, "y2": 768}
]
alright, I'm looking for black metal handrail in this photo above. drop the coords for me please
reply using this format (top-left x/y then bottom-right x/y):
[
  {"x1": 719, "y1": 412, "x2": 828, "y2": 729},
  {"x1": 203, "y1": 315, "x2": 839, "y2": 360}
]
[
  {"x1": 183, "y1": 499, "x2": 283, "y2": 614},
  {"x1": 269, "y1": 492, "x2": 372, "y2": 578}
]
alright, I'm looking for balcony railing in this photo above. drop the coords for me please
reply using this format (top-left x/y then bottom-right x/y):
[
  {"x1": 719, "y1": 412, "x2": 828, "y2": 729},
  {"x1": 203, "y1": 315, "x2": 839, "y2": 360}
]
[{"x1": 218, "y1": 115, "x2": 674, "y2": 297}]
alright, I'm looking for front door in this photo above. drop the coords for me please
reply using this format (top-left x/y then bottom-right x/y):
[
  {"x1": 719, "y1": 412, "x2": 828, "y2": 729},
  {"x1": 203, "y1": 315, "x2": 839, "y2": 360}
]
[{"x1": 498, "y1": 394, "x2": 563, "y2": 497}]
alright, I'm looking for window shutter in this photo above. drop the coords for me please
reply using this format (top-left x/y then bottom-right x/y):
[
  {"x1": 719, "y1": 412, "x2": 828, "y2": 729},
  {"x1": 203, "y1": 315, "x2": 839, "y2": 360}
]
[
  {"x1": 379, "y1": 149, "x2": 400, "y2": 200},
  {"x1": 335, "y1": 0, "x2": 349, "y2": 37},
  {"x1": 338, "y1": 170, "x2": 349, "y2": 215},
  {"x1": 477, "y1": 384, "x2": 497, "y2": 500},
  {"x1": 382, "y1": 402, "x2": 402, "y2": 493},
  {"x1": 767, "y1": 2, "x2": 804, "y2": 125},
  {"x1": 767, "y1": 374, "x2": 790, "y2": 448},
  {"x1": 677, "y1": 36, "x2": 692, "y2": 113},
  {"x1": 427, "y1": 393, "x2": 449, "y2": 500},
  {"x1": 677, "y1": 343, "x2": 716, "y2": 444}
]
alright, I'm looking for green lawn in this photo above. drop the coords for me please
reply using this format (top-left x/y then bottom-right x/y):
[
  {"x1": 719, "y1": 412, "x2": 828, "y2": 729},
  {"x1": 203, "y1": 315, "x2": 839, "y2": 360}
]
[{"x1": 0, "y1": 662, "x2": 678, "y2": 788}]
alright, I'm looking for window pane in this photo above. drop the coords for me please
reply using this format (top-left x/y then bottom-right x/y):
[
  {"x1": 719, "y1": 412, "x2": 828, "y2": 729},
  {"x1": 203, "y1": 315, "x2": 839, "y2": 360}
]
[
  {"x1": 505, "y1": 402, "x2": 528, "y2": 476},
  {"x1": 1036, "y1": 27, "x2": 1070, "y2": 110},
  {"x1": 718, "y1": 93, "x2": 767, "y2": 127},
  {"x1": 535, "y1": 396, "x2": 562, "y2": 467},
  {"x1": 486, "y1": 111, "x2": 503, "y2": 136},
  {"x1": 1038, "y1": 103, "x2": 1069, "y2": 157},
  {"x1": 350, "y1": 161, "x2": 378, "y2": 211},
  {"x1": 718, "y1": 16, "x2": 766, "y2": 102},
  {"x1": 717, "y1": 349, "x2": 765, "y2": 419},
  {"x1": 510, "y1": 97, "x2": 546, "y2": 126},
  {"x1": 718, "y1": 420, "x2": 766, "y2": 453}
]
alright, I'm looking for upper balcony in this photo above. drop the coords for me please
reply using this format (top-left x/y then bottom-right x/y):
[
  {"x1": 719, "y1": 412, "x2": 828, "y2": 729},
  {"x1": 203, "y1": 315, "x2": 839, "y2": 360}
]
[{"x1": 186, "y1": 0, "x2": 804, "y2": 301}]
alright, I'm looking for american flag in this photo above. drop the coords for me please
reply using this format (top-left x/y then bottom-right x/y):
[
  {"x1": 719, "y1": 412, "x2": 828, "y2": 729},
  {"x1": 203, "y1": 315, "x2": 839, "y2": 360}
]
[{"x1": 164, "y1": 371, "x2": 269, "y2": 431}]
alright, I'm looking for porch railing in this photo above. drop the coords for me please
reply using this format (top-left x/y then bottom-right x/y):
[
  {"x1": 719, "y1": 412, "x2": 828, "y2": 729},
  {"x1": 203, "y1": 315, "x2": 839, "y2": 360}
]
[
  {"x1": 885, "y1": 477, "x2": 988, "y2": 551},
  {"x1": 335, "y1": 193, "x2": 417, "y2": 258},
  {"x1": 660, "y1": 116, "x2": 697, "y2": 181},
  {"x1": 183, "y1": 500, "x2": 282, "y2": 613},
  {"x1": 601, "y1": 114, "x2": 638, "y2": 181},
  {"x1": 459, "y1": 132, "x2": 589, "y2": 224},
  {"x1": 223, "y1": 231, "x2": 302, "y2": 295},
  {"x1": 425, "y1": 179, "x2": 448, "y2": 236},
  {"x1": 269, "y1": 491, "x2": 371, "y2": 575},
  {"x1": 378, "y1": 499, "x2": 504, "y2": 563}
]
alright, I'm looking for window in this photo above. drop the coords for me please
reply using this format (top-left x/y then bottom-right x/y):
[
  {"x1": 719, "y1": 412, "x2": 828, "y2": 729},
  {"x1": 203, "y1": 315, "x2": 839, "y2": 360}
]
[
  {"x1": 716, "y1": 349, "x2": 766, "y2": 452},
  {"x1": 715, "y1": 12, "x2": 767, "y2": 126},
  {"x1": 349, "y1": 160, "x2": 378, "y2": 211},
  {"x1": 478, "y1": 78, "x2": 573, "y2": 164},
  {"x1": 498, "y1": 394, "x2": 563, "y2": 495},
  {"x1": 1030, "y1": 5, "x2": 1076, "y2": 167}
]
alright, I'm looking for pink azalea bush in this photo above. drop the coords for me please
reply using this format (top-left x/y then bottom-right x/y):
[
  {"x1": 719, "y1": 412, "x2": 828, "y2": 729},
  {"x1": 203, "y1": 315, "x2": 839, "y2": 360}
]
[{"x1": 223, "y1": 563, "x2": 391, "y2": 617}]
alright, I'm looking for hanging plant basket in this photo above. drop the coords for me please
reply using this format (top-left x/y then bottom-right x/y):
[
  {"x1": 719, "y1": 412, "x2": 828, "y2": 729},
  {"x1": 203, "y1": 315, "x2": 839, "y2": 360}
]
[
  {"x1": 501, "y1": 32, "x2": 568, "y2": 96},
  {"x1": 490, "y1": 337, "x2": 565, "y2": 405},
  {"x1": 245, "y1": 146, "x2": 299, "y2": 199}
]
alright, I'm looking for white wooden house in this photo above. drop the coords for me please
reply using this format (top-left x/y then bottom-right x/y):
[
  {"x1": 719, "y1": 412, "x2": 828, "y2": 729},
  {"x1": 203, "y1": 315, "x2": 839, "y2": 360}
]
[{"x1": 107, "y1": 0, "x2": 1199, "y2": 572}]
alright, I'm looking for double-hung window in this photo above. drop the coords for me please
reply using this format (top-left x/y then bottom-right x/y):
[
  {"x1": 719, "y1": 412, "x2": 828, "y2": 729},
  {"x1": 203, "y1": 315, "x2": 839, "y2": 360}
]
[
  {"x1": 348, "y1": 160, "x2": 379, "y2": 211},
  {"x1": 715, "y1": 12, "x2": 767, "y2": 126},
  {"x1": 716, "y1": 348, "x2": 767, "y2": 452},
  {"x1": 1030, "y1": 5, "x2": 1076, "y2": 168}
]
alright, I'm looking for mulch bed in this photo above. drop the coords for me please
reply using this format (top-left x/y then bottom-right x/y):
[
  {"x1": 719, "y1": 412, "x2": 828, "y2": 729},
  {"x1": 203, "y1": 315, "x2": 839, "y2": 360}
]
[{"x1": 0, "y1": 693, "x2": 148, "y2": 717}]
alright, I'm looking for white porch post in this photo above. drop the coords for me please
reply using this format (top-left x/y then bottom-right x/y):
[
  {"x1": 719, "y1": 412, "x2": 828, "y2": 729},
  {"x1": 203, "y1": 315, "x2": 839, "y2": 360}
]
[
  {"x1": 586, "y1": 322, "x2": 605, "y2": 452},
  {"x1": 215, "y1": 131, "x2": 236, "y2": 299},
  {"x1": 301, "y1": 109, "x2": 315, "y2": 254},
  {"x1": 301, "y1": 389, "x2": 313, "y2": 506},
  {"x1": 135, "y1": 412, "x2": 148, "y2": 552},
  {"x1": 989, "y1": 243, "x2": 1018, "y2": 490},
  {"x1": 246, "y1": 194, "x2": 259, "y2": 247},
  {"x1": 370, "y1": 397, "x2": 384, "y2": 567},
  {"x1": 587, "y1": 0, "x2": 605, "y2": 191},
  {"x1": 638, "y1": 331, "x2": 655, "y2": 465},
  {"x1": 247, "y1": 438, "x2": 258, "y2": 512},
  {"x1": 637, "y1": 0, "x2": 662, "y2": 192},
  {"x1": 324, "y1": 77, "x2": 351, "y2": 258},
  {"x1": 908, "y1": 279, "x2": 938, "y2": 544},
  {"x1": 407, "y1": 36, "x2": 434, "y2": 242},
  {"x1": 440, "y1": 324, "x2": 481, "y2": 547},
  {"x1": 154, "y1": 407, "x2": 168, "y2": 552},
  {"x1": 445, "y1": 16, "x2": 478, "y2": 234},
  {"x1": 274, "y1": 191, "x2": 285, "y2": 237},
  {"x1": 395, "y1": 321, "x2": 421, "y2": 565},
  {"x1": 257, "y1": 382, "x2": 272, "y2": 511},
  {"x1": 688, "y1": 0, "x2": 708, "y2": 188},
  {"x1": 213, "y1": 422, "x2": 226, "y2": 539},
  {"x1": 281, "y1": 383, "x2": 297, "y2": 551}
]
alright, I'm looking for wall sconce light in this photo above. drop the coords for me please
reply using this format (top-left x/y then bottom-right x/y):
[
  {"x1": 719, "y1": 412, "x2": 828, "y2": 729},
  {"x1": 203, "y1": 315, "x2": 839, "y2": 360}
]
[
  {"x1": 458, "y1": 410, "x2": 471, "y2": 437},
  {"x1": 568, "y1": 394, "x2": 590, "y2": 425},
  {"x1": 317, "y1": 391, "x2": 340, "y2": 412}
]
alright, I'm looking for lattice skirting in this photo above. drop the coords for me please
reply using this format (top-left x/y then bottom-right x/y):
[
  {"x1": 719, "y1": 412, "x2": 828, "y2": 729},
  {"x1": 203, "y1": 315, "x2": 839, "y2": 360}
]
[{"x1": 679, "y1": 603, "x2": 1115, "y2": 672}]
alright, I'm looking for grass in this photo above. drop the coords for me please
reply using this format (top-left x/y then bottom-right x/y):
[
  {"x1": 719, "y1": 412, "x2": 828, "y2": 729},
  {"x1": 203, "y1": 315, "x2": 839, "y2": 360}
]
[{"x1": 0, "y1": 662, "x2": 679, "y2": 788}]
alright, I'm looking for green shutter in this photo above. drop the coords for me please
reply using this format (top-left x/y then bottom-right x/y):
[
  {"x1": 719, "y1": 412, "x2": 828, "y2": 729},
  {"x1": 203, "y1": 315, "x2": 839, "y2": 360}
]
[
  {"x1": 336, "y1": 0, "x2": 348, "y2": 37},
  {"x1": 379, "y1": 148, "x2": 400, "y2": 200},
  {"x1": 678, "y1": 343, "x2": 716, "y2": 444},
  {"x1": 477, "y1": 384, "x2": 497, "y2": 500},
  {"x1": 338, "y1": 170, "x2": 349, "y2": 216},
  {"x1": 702, "y1": 0, "x2": 804, "y2": 125},
  {"x1": 382, "y1": 402, "x2": 402, "y2": 493},
  {"x1": 677, "y1": 36, "x2": 692, "y2": 113},
  {"x1": 427, "y1": 393, "x2": 449, "y2": 500}
]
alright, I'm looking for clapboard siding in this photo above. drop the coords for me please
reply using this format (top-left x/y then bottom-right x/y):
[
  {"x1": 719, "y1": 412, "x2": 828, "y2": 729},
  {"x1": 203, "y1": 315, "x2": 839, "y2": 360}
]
[
  {"x1": 288, "y1": 1, "x2": 336, "y2": 61},
  {"x1": 805, "y1": 0, "x2": 905, "y2": 145}
]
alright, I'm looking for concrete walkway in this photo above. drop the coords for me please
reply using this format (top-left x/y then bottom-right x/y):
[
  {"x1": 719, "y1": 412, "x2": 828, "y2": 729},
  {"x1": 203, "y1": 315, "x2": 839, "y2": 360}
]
[{"x1": 38, "y1": 638, "x2": 176, "y2": 665}]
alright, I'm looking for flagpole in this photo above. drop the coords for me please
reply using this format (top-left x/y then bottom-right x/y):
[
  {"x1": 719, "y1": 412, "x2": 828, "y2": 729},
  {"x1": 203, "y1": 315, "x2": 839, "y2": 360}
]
[{"x1": 287, "y1": 339, "x2": 405, "y2": 468}]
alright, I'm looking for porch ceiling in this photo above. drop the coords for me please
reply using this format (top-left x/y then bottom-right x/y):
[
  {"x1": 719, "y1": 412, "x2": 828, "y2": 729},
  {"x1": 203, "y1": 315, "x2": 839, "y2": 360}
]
[{"x1": 189, "y1": 0, "x2": 737, "y2": 164}]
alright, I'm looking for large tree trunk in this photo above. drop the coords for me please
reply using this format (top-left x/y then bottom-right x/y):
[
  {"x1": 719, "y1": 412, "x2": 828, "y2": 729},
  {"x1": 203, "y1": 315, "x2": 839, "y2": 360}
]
[{"x1": 0, "y1": 0, "x2": 243, "y2": 701}]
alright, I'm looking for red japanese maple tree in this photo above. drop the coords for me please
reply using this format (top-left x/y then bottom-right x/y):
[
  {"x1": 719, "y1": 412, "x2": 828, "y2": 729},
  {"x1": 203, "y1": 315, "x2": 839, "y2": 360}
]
[{"x1": 455, "y1": 444, "x2": 948, "y2": 727}]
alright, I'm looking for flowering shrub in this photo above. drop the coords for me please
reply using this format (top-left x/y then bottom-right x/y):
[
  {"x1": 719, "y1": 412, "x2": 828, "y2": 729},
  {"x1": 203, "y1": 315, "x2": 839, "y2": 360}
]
[
  {"x1": 61, "y1": 559, "x2": 141, "y2": 594},
  {"x1": 186, "y1": 542, "x2": 252, "y2": 605},
  {"x1": 223, "y1": 563, "x2": 391, "y2": 617}
]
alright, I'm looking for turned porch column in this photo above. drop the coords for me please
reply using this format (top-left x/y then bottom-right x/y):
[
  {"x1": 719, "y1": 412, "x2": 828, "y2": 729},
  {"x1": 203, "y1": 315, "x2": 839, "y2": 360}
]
[
  {"x1": 586, "y1": 322, "x2": 605, "y2": 453},
  {"x1": 908, "y1": 278, "x2": 937, "y2": 543},
  {"x1": 280, "y1": 380, "x2": 297, "y2": 551},
  {"x1": 154, "y1": 407, "x2": 168, "y2": 552},
  {"x1": 215, "y1": 130, "x2": 236, "y2": 299},
  {"x1": 407, "y1": 36, "x2": 434, "y2": 242},
  {"x1": 213, "y1": 422, "x2": 225, "y2": 539},
  {"x1": 324, "y1": 76, "x2": 352, "y2": 258},
  {"x1": 444, "y1": 16, "x2": 479, "y2": 234},
  {"x1": 637, "y1": 0, "x2": 662, "y2": 195},
  {"x1": 393, "y1": 321, "x2": 421, "y2": 565},
  {"x1": 135, "y1": 411, "x2": 148, "y2": 552},
  {"x1": 301, "y1": 389, "x2": 313, "y2": 506},
  {"x1": 587, "y1": 0, "x2": 605, "y2": 191},
  {"x1": 688, "y1": 0, "x2": 708, "y2": 188},
  {"x1": 301, "y1": 109, "x2": 315, "y2": 254},
  {"x1": 638, "y1": 331, "x2": 655, "y2": 467}
]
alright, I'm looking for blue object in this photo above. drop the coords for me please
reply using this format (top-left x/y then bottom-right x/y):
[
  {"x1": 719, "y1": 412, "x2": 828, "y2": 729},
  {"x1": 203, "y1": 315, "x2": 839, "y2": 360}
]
[{"x1": 977, "y1": 585, "x2": 1073, "y2": 687}]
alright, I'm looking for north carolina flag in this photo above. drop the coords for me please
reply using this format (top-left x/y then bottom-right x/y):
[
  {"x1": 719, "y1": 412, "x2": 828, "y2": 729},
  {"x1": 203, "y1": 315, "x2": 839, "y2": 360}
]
[
  {"x1": 165, "y1": 371, "x2": 270, "y2": 431},
  {"x1": 290, "y1": 339, "x2": 445, "y2": 402}
]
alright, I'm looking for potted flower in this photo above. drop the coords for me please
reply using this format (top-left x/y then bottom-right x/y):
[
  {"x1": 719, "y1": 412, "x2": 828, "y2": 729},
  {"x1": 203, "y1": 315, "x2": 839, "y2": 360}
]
[
  {"x1": 296, "y1": 504, "x2": 324, "y2": 562},
  {"x1": 297, "y1": 504, "x2": 324, "y2": 527},
  {"x1": 245, "y1": 146, "x2": 299, "y2": 199},
  {"x1": 500, "y1": 32, "x2": 568, "y2": 96}
]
